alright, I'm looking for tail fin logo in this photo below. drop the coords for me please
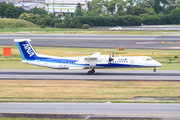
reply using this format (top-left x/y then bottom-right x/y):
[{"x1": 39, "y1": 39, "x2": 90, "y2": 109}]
[{"x1": 23, "y1": 44, "x2": 34, "y2": 57}]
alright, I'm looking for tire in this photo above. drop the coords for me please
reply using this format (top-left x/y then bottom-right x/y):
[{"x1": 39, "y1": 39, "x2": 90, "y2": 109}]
[{"x1": 87, "y1": 71, "x2": 92, "y2": 75}]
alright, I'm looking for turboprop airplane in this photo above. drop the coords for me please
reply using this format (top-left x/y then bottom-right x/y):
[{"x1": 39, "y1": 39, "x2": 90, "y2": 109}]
[{"x1": 14, "y1": 39, "x2": 162, "y2": 75}]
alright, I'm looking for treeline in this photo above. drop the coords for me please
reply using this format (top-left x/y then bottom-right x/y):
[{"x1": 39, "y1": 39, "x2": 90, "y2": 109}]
[
  {"x1": 1, "y1": 0, "x2": 180, "y2": 28},
  {"x1": 0, "y1": 2, "x2": 25, "y2": 18},
  {"x1": 73, "y1": 0, "x2": 180, "y2": 26}
]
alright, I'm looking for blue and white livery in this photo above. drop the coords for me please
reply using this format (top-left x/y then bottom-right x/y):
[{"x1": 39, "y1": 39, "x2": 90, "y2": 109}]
[{"x1": 15, "y1": 39, "x2": 162, "y2": 75}]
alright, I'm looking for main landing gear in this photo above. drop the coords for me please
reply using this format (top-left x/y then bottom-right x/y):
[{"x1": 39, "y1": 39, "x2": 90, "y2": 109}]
[
  {"x1": 87, "y1": 69, "x2": 95, "y2": 75},
  {"x1": 153, "y1": 67, "x2": 156, "y2": 72}
]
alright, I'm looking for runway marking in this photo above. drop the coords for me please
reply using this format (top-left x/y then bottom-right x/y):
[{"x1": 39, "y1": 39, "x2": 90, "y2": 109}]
[
  {"x1": 135, "y1": 42, "x2": 159, "y2": 44},
  {"x1": 85, "y1": 115, "x2": 91, "y2": 119},
  {"x1": 1, "y1": 112, "x2": 180, "y2": 117}
]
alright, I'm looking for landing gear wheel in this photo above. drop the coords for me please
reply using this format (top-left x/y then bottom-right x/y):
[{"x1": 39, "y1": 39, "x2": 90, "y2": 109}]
[
  {"x1": 153, "y1": 68, "x2": 156, "y2": 72},
  {"x1": 87, "y1": 71, "x2": 92, "y2": 75},
  {"x1": 91, "y1": 69, "x2": 95, "y2": 74}
]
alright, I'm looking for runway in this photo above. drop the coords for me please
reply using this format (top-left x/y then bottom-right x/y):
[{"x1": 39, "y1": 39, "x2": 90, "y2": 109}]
[
  {"x1": 1, "y1": 103, "x2": 180, "y2": 119},
  {"x1": 0, "y1": 35, "x2": 180, "y2": 49},
  {"x1": 0, "y1": 69, "x2": 180, "y2": 81}
]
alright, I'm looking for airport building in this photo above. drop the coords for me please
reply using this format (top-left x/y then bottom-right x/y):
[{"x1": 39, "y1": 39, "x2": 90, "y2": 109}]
[
  {"x1": 45, "y1": 0, "x2": 92, "y2": 16},
  {"x1": 0, "y1": 0, "x2": 45, "y2": 10}
]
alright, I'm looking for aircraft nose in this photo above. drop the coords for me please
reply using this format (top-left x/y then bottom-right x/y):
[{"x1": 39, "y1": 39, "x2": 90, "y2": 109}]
[{"x1": 156, "y1": 61, "x2": 162, "y2": 67}]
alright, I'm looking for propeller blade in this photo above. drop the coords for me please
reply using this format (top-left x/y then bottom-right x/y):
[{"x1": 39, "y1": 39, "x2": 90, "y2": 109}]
[
  {"x1": 109, "y1": 52, "x2": 114, "y2": 66},
  {"x1": 112, "y1": 51, "x2": 114, "y2": 57}
]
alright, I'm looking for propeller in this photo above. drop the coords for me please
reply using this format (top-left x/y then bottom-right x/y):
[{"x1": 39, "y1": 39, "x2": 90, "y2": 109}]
[
  {"x1": 109, "y1": 52, "x2": 114, "y2": 65},
  {"x1": 112, "y1": 51, "x2": 114, "y2": 57}
]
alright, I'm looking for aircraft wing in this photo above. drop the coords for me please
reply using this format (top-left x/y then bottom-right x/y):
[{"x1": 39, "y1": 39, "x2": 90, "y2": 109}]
[{"x1": 85, "y1": 52, "x2": 101, "y2": 59}]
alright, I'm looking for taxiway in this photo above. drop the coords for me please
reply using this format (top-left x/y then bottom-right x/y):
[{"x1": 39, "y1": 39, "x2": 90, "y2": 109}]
[
  {"x1": 1, "y1": 103, "x2": 180, "y2": 119},
  {"x1": 0, "y1": 69, "x2": 180, "y2": 81},
  {"x1": 0, "y1": 35, "x2": 180, "y2": 49}
]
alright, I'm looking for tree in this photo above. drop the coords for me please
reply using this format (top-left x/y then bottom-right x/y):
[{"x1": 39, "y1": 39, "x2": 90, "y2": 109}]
[
  {"x1": 64, "y1": 14, "x2": 71, "y2": 27},
  {"x1": 127, "y1": 6, "x2": 146, "y2": 16},
  {"x1": 152, "y1": 0, "x2": 168, "y2": 14},
  {"x1": 146, "y1": 7, "x2": 156, "y2": 15},
  {"x1": 104, "y1": 0, "x2": 119, "y2": 15},
  {"x1": 100, "y1": 12, "x2": 111, "y2": 17},
  {"x1": 36, "y1": 17, "x2": 47, "y2": 26},
  {"x1": 44, "y1": 15, "x2": 53, "y2": 26},
  {"x1": 141, "y1": 14, "x2": 161, "y2": 25},
  {"x1": 164, "y1": 0, "x2": 180, "y2": 14},
  {"x1": 30, "y1": 7, "x2": 48, "y2": 15},
  {"x1": 76, "y1": 22, "x2": 82, "y2": 28},
  {"x1": 74, "y1": 3, "x2": 83, "y2": 17},
  {"x1": 59, "y1": 22, "x2": 67, "y2": 28},
  {"x1": 116, "y1": 0, "x2": 127, "y2": 11},
  {"x1": 126, "y1": 0, "x2": 137, "y2": 7},
  {"x1": 115, "y1": 10, "x2": 127, "y2": 16},
  {"x1": 4, "y1": 3, "x2": 16, "y2": 18},
  {"x1": 87, "y1": 2, "x2": 92, "y2": 11},
  {"x1": 170, "y1": 7, "x2": 180, "y2": 24},
  {"x1": 136, "y1": 0, "x2": 154, "y2": 8},
  {"x1": 19, "y1": 13, "x2": 40, "y2": 23},
  {"x1": 15, "y1": 7, "x2": 25, "y2": 18},
  {"x1": 69, "y1": 21, "x2": 76, "y2": 28},
  {"x1": 55, "y1": 23, "x2": 60, "y2": 28},
  {"x1": 82, "y1": 24, "x2": 90, "y2": 29},
  {"x1": 90, "y1": 0, "x2": 104, "y2": 16},
  {"x1": 158, "y1": 14, "x2": 171, "y2": 24},
  {"x1": 0, "y1": 2, "x2": 7, "y2": 18},
  {"x1": 41, "y1": 24, "x2": 45, "y2": 28},
  {"x1": 83, "y1": 10, "x2": 98, "y2": 17}
]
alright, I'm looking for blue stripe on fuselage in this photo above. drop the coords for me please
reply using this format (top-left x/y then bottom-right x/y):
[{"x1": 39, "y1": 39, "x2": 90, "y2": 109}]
[
  {"x1": 96, "y1": 63, "x2": 143, "y2": 67},
  {"x1": 27, "y1": 60, "x2": 88, "y2": 66},
  {"x1": 37, "y1": 58, "x2": 77, "y2": 63}
]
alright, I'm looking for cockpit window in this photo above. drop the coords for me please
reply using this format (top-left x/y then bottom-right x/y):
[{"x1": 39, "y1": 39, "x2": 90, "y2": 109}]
[{"x1": 146, "y1": 58, "x2": 153, "y2": 61}]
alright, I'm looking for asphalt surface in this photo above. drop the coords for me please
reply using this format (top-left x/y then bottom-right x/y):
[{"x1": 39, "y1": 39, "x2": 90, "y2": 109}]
[
  {"x1": 0, "y1": 69, "x2": 180, "y2": 81},
  {"x1": 1, "y1": 35, "x2": 180, "y2": 49},
  {"x1": 0, "y1": 103, "x2": 180, "y2": 119}
]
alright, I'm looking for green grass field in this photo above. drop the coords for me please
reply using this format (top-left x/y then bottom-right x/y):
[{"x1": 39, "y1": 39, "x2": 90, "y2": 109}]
[
  {"x1": 1, "y1": 28, "x2": 180, "y2": 35},
  {"x1": 0, "y1": 46, "x2": 180, "y2": 103},
  {"x1": 0, "y1": 46, "x2": 180, "y2": 70},
  {"x1": 0, "y1": 19, "x2": 38, "y2": 28},
  {"x1": 0, "y1": 18, "x2": 180, "y2": 35},
  {"x1": 0, "y1": 80, "x2": 180, "y2": 102}
]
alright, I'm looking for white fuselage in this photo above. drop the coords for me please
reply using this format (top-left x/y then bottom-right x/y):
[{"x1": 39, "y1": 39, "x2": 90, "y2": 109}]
[{"x1": 22, "y1": 54, "x2": 162, "y2": 69}]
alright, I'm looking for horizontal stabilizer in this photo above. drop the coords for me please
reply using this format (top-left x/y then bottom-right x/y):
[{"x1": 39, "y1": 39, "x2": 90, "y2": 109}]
[{"x1": 14, "y1": 39, "x2": 31, "y2": 42}]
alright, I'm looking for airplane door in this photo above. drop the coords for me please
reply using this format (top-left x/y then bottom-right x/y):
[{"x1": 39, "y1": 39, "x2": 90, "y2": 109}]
[
  {"x1": 130, "y1": 59, "x2": 134, "y2": 67},
  {"x1": 61, "y1": 60, "x2": 66, "y2": 68}
]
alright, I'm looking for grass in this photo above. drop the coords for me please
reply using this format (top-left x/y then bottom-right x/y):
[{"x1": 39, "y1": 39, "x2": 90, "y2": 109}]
[
  {"x1": 0, "y1": 27, "x2": 180, "y2": 35},
  {"x1": 0, "y1": 19, "x2": 38, "y2": 28},
  {"x1": 1, "y1": 18, "x2": 180, "y2": 35},
  {"x1": 0, "y1": 46, "x2": 180, "y2": 70},
  {"x1": 0, "y1": 80, "x2": 180, "y2": 102}
]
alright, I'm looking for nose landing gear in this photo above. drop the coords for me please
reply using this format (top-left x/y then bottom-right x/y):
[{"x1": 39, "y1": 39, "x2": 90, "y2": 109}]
[{"x1": 153, "y1": 67, "x2": 156, "y2": 72}]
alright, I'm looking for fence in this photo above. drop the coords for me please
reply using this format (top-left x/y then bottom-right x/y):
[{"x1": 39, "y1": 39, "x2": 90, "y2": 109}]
[{"x1": 90, "y1": 26, "x2": 180, "y2": 30}]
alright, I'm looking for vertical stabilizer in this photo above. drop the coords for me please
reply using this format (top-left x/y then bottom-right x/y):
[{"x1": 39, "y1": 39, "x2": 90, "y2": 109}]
[{"x1": 14, "y1": 39, "x2": 38, "y2": 60}]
